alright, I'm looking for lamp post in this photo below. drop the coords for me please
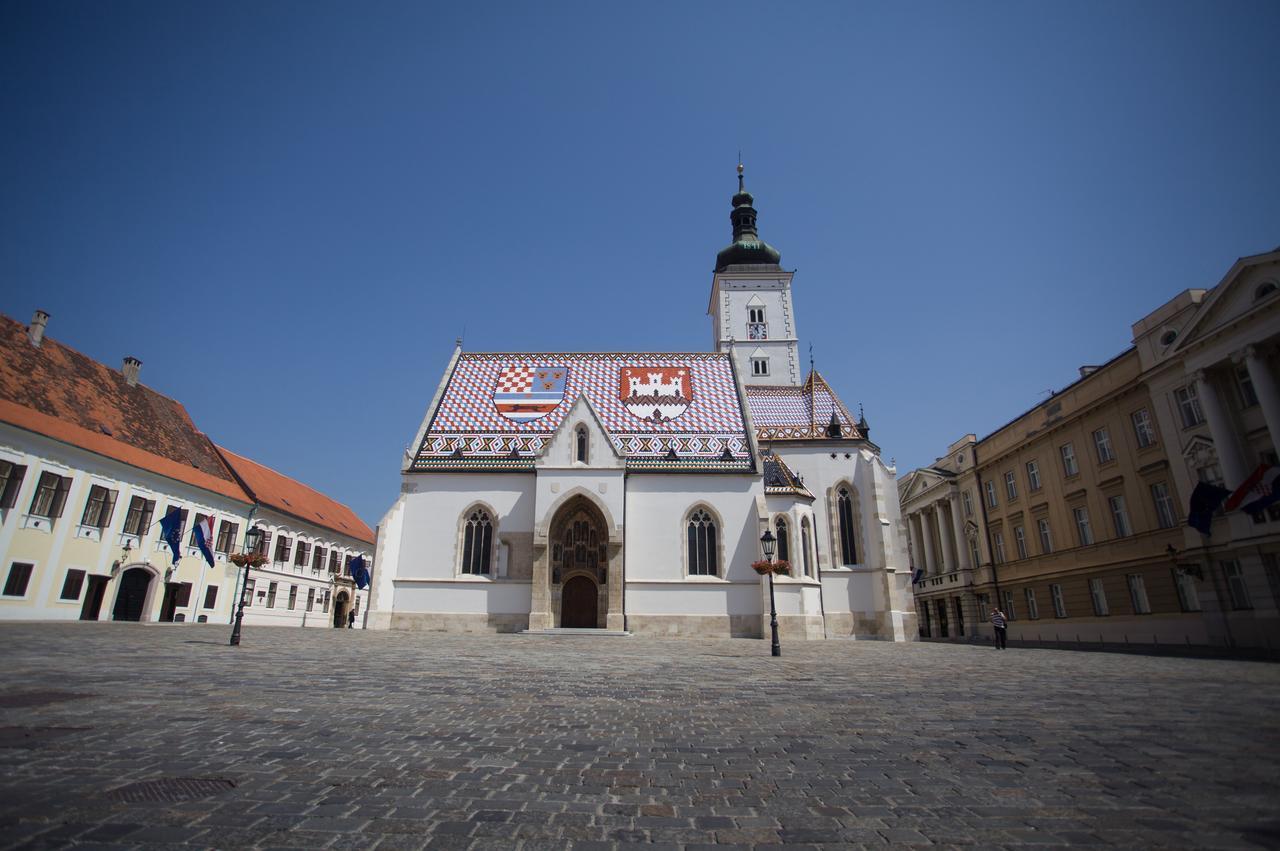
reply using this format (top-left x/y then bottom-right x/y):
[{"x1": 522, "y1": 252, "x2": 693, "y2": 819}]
[
  {"x1": 229, "y1": 526, "x2": 265, "y2": 647},
  {"x1": 761, "y1": 529, "x2": 781, "y2": 657}
]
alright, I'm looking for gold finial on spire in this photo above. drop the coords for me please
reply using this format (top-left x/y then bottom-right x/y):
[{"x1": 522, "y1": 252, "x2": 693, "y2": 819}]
[{"x1": 736, "y1": 153, "x2": 745, "y2": 191}]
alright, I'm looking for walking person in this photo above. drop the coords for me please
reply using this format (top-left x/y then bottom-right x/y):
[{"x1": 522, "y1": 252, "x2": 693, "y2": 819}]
[
  {"x1": 991, "y1": 606, "x2": 1008, "y2": 649},
  {"x1": 347, "y1": 609, "x2": 356, "y2": 629}
]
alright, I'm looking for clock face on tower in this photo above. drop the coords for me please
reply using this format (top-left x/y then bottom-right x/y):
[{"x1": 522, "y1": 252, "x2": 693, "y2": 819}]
[{"x1": 747, "y1": 322, "x2": 767, "y2": 340}]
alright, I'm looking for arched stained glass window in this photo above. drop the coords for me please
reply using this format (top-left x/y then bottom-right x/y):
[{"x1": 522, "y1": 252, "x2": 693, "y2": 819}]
[
  {"x1": 801, "y1": 517, "x2": 813, "y2": 577},
  {"x1": 461, "y1": 509, "x2": 493, "y2": 575},
  {"x1": 687, "y1": 508, "x2": 718, "y2": 576},
  {"x1": 837, "y1": 487, "x2": 858, "y2": 566},
  {"x1": 775, "y1": 517, "x2": 790, "y2": 564}
]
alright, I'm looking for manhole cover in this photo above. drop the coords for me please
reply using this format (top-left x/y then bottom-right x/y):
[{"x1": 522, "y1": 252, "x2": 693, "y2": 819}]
[
  {"x1": 0, "y1": 726, "x2": 90, "y2": 749},
  {"x1": 106, "y1": 777, "x2": 236, "y2": 803},
  {"x1": 0, "y1": 691, "x2": 94, "y2": 708}
]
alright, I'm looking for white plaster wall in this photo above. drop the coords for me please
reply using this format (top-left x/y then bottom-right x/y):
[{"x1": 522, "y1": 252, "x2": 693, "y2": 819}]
[
  {"x1": 820, "y1": 570, "x2": 879, "y2": 616},
  {"x1": 533, "y1": 469, "x2": 625, "y2": 533},
  {"x1": 394, "y1": 580, "x2": 532, "y2": 614},
  {"x1": 625, "y1": 582, "x2": 759, "y2": 616},
  {"x1": 394, "y1": 473, "x2": 535, "y2": 580},
  {"x1": 711, "y1": 274, "x2": 800, "y2": 386},
  {"x1": 623, "y1": 473, "x2": 764, "y2": 584}
]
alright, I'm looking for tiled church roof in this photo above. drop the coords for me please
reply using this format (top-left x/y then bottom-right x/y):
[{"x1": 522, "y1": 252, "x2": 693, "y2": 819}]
[
  {"x1": 412, "y1": 352, "x2": 754, "y2": 472},
  {"x1": 0, "y1": 314, "x2": 249, "y2": 502},
  {"x1": 761, "y1": 450, "x2": 813, "y2": 498},
  {"x1": 744, "y1": 371, "x2": 863, "y2": 442}
]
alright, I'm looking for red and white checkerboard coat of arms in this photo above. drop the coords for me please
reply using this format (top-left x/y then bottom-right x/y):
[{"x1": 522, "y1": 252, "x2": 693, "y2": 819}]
[
  {"x1": 493, "y1": 365, "x2": 568, "y2": 423},
  {"x1": 619, "y1": 366, "x2": 693, "y2": 424}
]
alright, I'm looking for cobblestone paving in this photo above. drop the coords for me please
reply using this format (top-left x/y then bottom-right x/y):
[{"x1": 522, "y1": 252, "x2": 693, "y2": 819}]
[{"x1": 1, "y1": 623, "x2": 1278, "y2": 849}]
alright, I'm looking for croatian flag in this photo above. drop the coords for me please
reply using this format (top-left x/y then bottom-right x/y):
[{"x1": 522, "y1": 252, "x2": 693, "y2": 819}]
[
  {"x1": 193, "y1": 516, "x2": 216, "y2": 568},
  {"x1": 1241, "y1": 466, "x2": 1280, "y2": 516}
]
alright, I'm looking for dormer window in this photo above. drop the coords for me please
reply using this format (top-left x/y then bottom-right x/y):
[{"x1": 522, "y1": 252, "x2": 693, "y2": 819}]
[{"x1": 575, "y1": 425, "x2": 588, "y2": 463}]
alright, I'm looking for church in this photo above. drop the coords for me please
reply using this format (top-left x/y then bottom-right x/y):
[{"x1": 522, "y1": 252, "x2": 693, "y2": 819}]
[{"x1": 367, "y1": 167, "x2": 917, "y2": 641}]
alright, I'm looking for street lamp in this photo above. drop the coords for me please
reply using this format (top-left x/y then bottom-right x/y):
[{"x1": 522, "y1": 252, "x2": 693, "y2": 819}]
[
  {"x1": 761, "y1": 529, "x2": 780, "y2": 657},
  {"x1": 229, "y1": 526, "x2": 265, "y2": 647}
]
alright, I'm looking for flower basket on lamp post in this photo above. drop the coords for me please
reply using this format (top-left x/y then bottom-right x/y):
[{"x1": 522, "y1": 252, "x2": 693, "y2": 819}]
[{"x1": 229, "y1": 527, "x2": 266, "y2": 646}]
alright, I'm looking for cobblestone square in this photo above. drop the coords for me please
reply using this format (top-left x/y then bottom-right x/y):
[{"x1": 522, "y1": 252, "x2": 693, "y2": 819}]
[{"x1": 1, "y1": 623, "x2": 1278, "y2": 849}]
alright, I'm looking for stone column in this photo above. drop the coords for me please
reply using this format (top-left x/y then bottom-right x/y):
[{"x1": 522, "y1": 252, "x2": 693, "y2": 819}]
[
  {"x1": 1196, "y1": 368, "x2": 1248, "y2": 486},
  {"x1": 920, "y1": 508, "x2": 939, "y2": 576},
  {"x1": 949, "y1": 493, "x2": 971, "y2": 571},
  {"x1": 908, "y1": 512, "x2": 922, "y2": 575},
  {"x1": 937, "y1": 500, "x2": 959, "y2": 575},
  {"x1": 528, "y1": 543, "x2": 552, "y2": 630},
  {"x1": 1243, "y1": 346, "x2": 1280, "y2": 459},
  {"x1": 605, "y1": 541, "x2": 624, "y2": 631}
]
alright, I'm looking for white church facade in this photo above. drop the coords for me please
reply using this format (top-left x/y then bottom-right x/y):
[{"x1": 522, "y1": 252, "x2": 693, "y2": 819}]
[{"x1": 368, "y1": 167, "x2": 917, "y2": 640}]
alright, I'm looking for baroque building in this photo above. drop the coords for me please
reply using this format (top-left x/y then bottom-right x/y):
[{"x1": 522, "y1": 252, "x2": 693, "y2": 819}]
[
  {"x1": 900, "y1": 247, "x2": 1280, "y2": 650},
  {"x1": 369, "y1": 167, "x2": 917, "y2": 640},
  {"x1": 0, "y1": 313, "x2": 374, "y2": 627}
]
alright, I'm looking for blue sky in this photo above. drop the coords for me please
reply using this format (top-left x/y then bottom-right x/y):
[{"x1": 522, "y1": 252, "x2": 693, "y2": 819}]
[{"x1": 3, "y1": 1, "x2": 1278, "y2": 527}]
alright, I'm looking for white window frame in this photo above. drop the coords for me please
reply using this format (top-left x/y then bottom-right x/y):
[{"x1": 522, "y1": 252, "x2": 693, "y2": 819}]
[
  {"x1": 1222, "y1": 560, "x2": 1251, "y2": 610},
  {"x1": 1174, "y1": 385, "x2": 1204, "y2": 428},
  {"x1": 1014, "y1": 525, "x2": 1028, "y2": 560},
  {"x1": 1073, "y1": 506, "x2": 1094, "y2": 546},
  {"x1": 1093, "y1": 427, "x2": 1114, "y2": 464},
  {"x1": 961, "y1": 490, "x2": 973, "y2": 517},
  {"x1": 1173, "y1": 568, "x2": 1201, "y2": 612},
  {"x1": 1131, "y1": 408, "x2": 1156, "y2": 448},
  {"x1": 1050, "y1": 583, "x2": 1067, "y2": 618},
  {"x1": 1089, "y1": 577, "x2": 1109, "y2": 616},
  {"x1": 750, "y1": 357, "x2": 769, "y2": 377},
  {"x1": 1108, "y1": 494, "x2": 1131, "y2": 538},
  {"x1": 984, "y1": 480, "x2": 998, "y2": 508},
  {"x1": 1151, "y1": 482, "x2": 1177, "y2": 529},
  {"x1": 1004, "y1": 471, "x2": 1017, "y2": 501},
  {"x1": 992, "y1": 531, "x2": 1006, "y2": 564},
  {"x1": 1126, "y1": 573, "x2": 1151, "y2": 614},
  {"x1": 1037, "y1": 518, "x2": 1053, "y2": 554},
  {"x1": 1235, "y1": 364, "x2": 1258, "y2": 408},
  {"x1": 1026, "y1": 460, "x2": 1041, "y2": 491},
  {"x1": 1002, "y1": 590, "x2": 1016, "y2": 620},
  {"x1": 1024, "y1": 587, "x2": 1039, "y2": 619},
  {"x1": 1060, "y1": 443, "x2": 1078, "y2": 477}
]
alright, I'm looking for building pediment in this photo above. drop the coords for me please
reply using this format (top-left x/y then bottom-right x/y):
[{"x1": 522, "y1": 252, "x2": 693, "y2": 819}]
[{"x1": 1172, "y1": 251, "x2": 1280, "y2": 354}]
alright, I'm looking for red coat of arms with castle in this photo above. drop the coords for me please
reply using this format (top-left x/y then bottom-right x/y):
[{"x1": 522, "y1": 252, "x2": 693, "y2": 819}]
[{"x1": 619, "y1": 366, "x2": 693, "y2": 423}]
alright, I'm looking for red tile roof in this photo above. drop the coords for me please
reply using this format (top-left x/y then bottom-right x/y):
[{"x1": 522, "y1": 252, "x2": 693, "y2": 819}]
[
  {"x1": 216, "y1": 447, "x2": 375, "y2": 544},
  {"x1": 0, "y1": 314, "x2": 250, "y2": 502},
  {"x1": 745, "y1": 371, "x2": 863, "y2": 442}
]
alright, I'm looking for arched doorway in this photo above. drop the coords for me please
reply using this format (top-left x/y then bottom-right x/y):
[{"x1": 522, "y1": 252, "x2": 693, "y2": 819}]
[
  {"x1": 112, "y1": 567, "x2": 153, "y2": 621},
  {"x1": 333, "y1": 590, "x2": 350, "y2": 628},
  {"x1": 561, "y1": 576, "x2": 598, "y2": 628}
]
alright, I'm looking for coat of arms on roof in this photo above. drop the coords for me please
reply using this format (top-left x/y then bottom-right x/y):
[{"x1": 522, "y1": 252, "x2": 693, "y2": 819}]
[
  {"x1": 493, "y1": 365, "x2": 568, "y2": 423},
  {"x1": 619, "y1": 366, "x2": 692, "y2": 424}
]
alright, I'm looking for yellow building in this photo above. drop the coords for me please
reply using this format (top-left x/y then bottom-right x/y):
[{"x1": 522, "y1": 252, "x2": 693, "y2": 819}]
[{"x1": 901, "y1": 247, "x2": 1280, "y2": 651}]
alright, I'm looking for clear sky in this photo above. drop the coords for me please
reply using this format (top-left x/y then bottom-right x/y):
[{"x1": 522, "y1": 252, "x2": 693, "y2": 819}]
[{"x1": 3, "y1": 1, "x2": 1278, "y2": 528}]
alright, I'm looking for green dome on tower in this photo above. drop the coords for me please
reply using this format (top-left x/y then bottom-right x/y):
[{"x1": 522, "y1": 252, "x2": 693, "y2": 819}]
[{"x1": 714, "y1": 162, "x2": 782, "y2": 272}]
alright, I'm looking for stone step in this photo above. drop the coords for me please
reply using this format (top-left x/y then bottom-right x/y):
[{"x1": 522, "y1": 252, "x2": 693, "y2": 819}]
[{"x1": 519, "y1": 628, "x2": 633, "y2": 637}]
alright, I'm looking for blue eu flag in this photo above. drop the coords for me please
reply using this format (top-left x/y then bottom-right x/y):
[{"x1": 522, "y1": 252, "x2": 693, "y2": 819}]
[
  {"x1": 158, "y1": 507, "x2": 184, "y2": 565},
  {"x1": 349, "y1": 555, "x2": 370, "y2": 590}
]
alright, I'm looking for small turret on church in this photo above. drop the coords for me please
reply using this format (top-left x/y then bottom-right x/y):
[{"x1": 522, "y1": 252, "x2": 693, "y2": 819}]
[{"x1": 707, "y1": 163, "x2": 801, "y2": 386}]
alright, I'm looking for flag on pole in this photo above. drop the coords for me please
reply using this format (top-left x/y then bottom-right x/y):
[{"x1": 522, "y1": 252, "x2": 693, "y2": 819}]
[
  {"x1": 158, "y1": 507, "x2": 184, "y2": 565},
  {"x1": 349, "y1": 555, "x2": 370, "y2": 590},
  {"x1": 1187, "y1": 481, "x2": 1231, "y2": 536},
  {"x1": 193, "y1": 515, "x2": 216, "y2": 568},
  {"x1": 912, "y1": 568, "x2": 925, "y2": 585},
  {"x1": 1241, "y1": 466, "x2": 1280, "y2": 516},
  {"x1": 1225, "y1": 464, "x2": 1271, "y2": 511}
]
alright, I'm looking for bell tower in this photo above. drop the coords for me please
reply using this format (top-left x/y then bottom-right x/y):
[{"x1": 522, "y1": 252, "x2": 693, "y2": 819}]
[{"x1": 708, "y1": 163, "x2": 800, "y2": 386}]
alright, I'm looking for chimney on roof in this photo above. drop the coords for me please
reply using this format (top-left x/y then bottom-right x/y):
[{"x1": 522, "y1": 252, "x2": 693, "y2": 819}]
[
  {"x1": 28, "y1": 310, "x2": 49, "y2": 347},
  {"x1": 122, "y1": 356, "x2": 142, "y2": 387}
]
